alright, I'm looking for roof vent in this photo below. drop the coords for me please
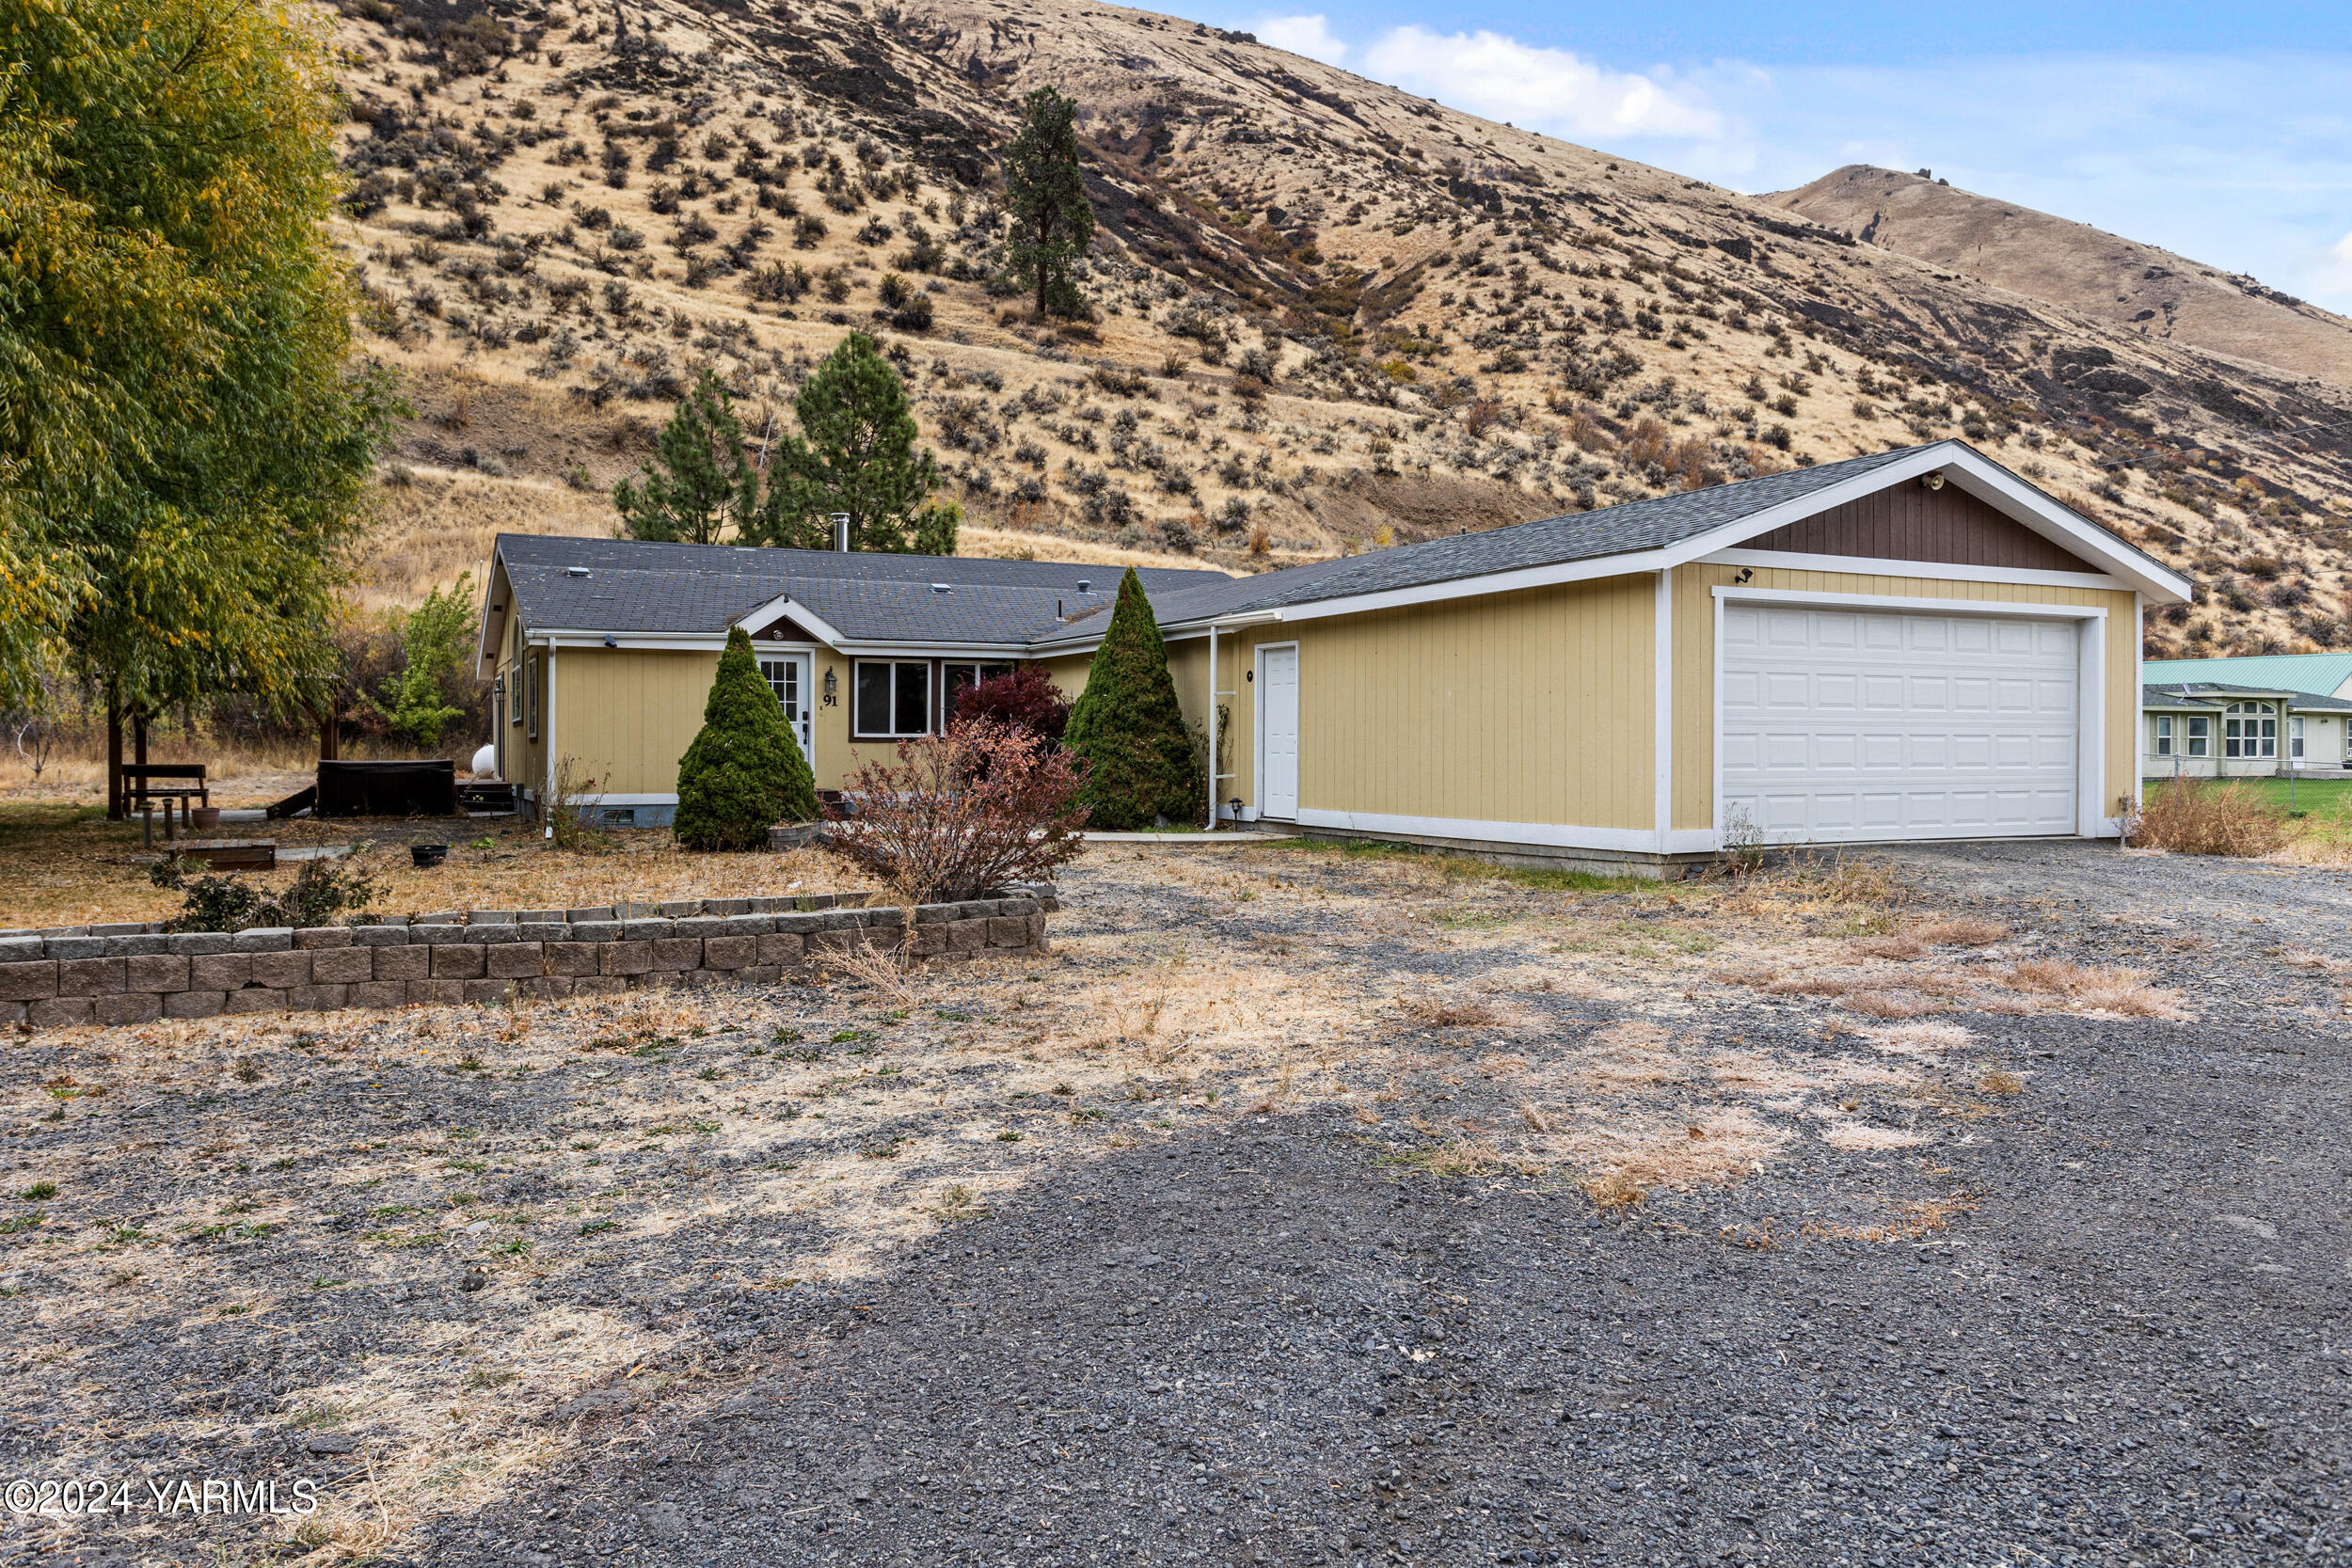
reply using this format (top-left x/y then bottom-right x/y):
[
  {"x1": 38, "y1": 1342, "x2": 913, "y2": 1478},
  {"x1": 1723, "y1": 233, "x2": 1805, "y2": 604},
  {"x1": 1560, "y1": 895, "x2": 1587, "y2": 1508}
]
[
  {"x1": 566, "y1": 565, "x2": 592, "y2": 578},
  {"x1": 1076, "y1": 578, "x2": 1091, "y2": 594},
  {"x1": 930, "y1": 582, "x2": 952, "y2": 594}
]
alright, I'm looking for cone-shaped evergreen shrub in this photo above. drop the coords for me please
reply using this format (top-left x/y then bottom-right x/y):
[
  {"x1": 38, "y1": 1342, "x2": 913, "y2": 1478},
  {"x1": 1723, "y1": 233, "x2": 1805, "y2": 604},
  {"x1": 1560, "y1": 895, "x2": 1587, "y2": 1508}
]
[
  {"x1": 1060, "y1": 568, "x2": 1198, "y2": 830},
  {"x1": 675, "y1": 627, "x2": 818, "y2": 849}
]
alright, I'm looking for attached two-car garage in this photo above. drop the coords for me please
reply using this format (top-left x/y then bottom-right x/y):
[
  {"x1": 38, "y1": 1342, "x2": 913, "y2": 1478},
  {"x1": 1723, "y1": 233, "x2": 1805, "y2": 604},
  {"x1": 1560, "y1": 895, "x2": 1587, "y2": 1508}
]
[{"x1": 1718, "y1": 602, "x2": 2089, "y2": 844}]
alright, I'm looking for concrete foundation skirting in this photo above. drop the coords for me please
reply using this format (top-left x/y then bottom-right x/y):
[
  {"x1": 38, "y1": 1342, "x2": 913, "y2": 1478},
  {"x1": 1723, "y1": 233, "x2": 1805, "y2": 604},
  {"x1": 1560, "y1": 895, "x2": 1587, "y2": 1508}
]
[
  {"x1": 1286, "y1": 824, "x2": 1709, "y2": 879},
  {"x1": 0, "y1": 885, "x2": 1058, "y2": 1032}
]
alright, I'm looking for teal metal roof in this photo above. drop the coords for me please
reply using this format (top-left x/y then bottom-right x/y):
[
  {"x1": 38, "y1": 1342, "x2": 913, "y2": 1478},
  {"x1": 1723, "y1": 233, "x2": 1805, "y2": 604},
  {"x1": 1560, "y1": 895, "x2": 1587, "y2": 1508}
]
[{"x1": 2142, "y1": 653, "x2": 2352, "y2": 698}]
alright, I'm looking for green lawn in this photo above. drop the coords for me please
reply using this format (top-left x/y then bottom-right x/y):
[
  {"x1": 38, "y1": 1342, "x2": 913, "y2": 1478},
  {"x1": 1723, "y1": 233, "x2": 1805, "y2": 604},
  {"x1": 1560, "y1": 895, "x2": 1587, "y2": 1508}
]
[{"x1": 2146, "y1": 775, "x2": 2352, "y2": 838}]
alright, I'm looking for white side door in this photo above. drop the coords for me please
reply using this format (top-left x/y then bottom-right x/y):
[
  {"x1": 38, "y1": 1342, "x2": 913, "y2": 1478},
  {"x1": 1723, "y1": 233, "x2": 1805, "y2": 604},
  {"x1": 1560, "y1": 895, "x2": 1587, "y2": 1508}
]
[
  {"x1": 759, "y1": 653, "x2": 816, "y2": 763},
  {"x1": 1720, "y1": 605, "x2": 2078, "y2": 844},
  {"x1": 1258, "y1": 643, "x2": 1299, "y2": 819}
]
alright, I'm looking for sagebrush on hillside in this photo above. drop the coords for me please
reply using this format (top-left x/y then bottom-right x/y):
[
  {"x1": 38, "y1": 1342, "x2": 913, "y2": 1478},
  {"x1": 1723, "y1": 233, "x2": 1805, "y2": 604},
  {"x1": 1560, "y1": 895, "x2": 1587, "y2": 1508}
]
[{"x1": 320, "y1": 0, "x2": 2352, "y2": 661}]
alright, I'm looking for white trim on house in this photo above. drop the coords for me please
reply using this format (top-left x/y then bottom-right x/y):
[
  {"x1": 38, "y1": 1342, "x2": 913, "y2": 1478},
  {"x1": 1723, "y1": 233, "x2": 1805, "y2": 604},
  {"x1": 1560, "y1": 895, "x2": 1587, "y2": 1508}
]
[
  {"x1": 1708, "y1": 585, "x2": 2110, "y2": 622},
  {"x1": 565, "y1": 793, "x2": 680, "y2": 805},
  {"x1": 731, "y1": 592, "x2": 850, "y2": 647},
  {"x1": 1296, "y1": 807, "x2": 1717, "y2": 856},
  {"x1": 1128, "y1": 442, "x2": 2190, "y2": 645},
  {"x1": 1653, "y1": 568, "x2": 1674, "y2": 854},
  {"x1": 1698, "y1": 549, "x2": 2128, "y2": 592},
  {"x1": 1708, "y1": 584, "x2": 2114, "y2": 841},
  {"x1": 534, "y1": 629, "x2": 1040, "y2": 658}
]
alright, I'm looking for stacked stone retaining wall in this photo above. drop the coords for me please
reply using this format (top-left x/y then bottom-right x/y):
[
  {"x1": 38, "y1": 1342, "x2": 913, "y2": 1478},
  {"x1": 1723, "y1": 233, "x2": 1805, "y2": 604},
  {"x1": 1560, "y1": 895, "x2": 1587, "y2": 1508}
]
[{"x1": 0, "y1": 887, "x2": 1057, "y2": 1032}]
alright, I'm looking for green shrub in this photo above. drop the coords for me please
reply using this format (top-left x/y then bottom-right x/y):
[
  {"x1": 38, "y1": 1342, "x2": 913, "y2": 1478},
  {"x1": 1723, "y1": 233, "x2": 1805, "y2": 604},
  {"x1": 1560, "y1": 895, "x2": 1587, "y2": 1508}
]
[
  {"x1": 675, "y1": 627, "x2": 817, "y2": 850},
  {"x1": 148, "y1": 857, "x2": 378, "y2": 932},
  {"x1": 1060, "y1": 568, "x2": 1198, "y2": 830}
]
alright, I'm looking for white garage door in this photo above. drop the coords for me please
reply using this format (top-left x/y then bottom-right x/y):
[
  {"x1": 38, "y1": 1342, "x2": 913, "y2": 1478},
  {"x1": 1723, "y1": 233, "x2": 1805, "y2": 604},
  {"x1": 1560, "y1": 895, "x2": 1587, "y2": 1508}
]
[{"x1": 1720, "y1": 604, "x2": 2079, "y2": 844}]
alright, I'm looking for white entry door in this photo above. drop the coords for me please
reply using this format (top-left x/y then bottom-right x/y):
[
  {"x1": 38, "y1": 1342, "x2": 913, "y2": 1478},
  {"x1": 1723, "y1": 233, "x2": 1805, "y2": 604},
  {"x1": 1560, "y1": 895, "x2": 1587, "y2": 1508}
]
[
  {"x1": 1258, "y1": 643, "x2": 1300, "y2": 820},
  {"x1": 758, "y1": 653, "x2": 816, "y2": 762},
  {"x1": 1719, "y1": 605, "x2": 2079, "y2": 844}
]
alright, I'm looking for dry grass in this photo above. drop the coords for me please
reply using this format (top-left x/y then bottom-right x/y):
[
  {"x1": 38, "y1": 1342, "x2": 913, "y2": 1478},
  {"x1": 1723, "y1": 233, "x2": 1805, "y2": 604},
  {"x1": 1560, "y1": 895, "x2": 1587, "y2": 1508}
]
[
  {"x1": 2002, "y1": 960, "x2": 2190, "y2": 1020},
  {"x1": 2132, "y1": 780, "x2": 2299, "y2": 858},
  {"x1": 1820, "y1": 1121, "x2": 1929, "y2": 1151},
  {"x1": 0, "y1": 806, "x2": 850, "y2": 930},
  {"x1": 1802, "y1": 1192, "x2": 1980, "y2": 1243},
  {"x1": 1914, "y1": 916, "x2": 2010, "y2": 946}
]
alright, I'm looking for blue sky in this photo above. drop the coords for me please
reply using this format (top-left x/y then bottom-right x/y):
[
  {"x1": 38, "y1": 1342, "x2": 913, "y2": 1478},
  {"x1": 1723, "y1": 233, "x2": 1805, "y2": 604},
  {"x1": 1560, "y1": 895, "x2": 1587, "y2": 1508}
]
[{"x1": 1173, "y1": 2, "x2": 2352, "y2": 316}]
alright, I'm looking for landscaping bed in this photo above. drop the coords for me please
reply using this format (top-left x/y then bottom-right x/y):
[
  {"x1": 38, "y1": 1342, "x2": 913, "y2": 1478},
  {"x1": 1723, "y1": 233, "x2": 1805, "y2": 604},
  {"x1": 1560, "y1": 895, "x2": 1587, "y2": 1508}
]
[{"x1": 0, "y1": 803, "x2": 850, "y2": 932}]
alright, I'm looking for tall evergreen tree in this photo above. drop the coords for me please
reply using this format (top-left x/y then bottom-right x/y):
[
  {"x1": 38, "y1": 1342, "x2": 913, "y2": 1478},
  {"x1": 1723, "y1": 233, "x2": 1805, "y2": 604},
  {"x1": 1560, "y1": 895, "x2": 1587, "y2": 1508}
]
[
  {"x1": 612, "y1": 371, "x2": 759, "y2": 544},
  {"x1": 674, "y1": 627, "x2": 818, "y2": 849},
  {"x1": 755, "y1": 333, "x2": 960, "y2": 554},
  {"x1": 1060, "y1": 569, "x2": 1198, "y2": 830},
  {"x1": 0, "y1": 0, "x2": 399, "y2": 788},
  {"x1": 1001, "y1": 87, "x2": 1095, "y2": 320}
]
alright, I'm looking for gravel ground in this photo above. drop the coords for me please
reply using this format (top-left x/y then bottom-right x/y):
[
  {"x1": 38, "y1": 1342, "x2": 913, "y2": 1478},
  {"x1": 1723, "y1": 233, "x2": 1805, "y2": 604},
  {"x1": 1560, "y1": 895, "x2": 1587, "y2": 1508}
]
[{"x1": 5, "y1": 838, "x2": 2349, "y2": 1567}]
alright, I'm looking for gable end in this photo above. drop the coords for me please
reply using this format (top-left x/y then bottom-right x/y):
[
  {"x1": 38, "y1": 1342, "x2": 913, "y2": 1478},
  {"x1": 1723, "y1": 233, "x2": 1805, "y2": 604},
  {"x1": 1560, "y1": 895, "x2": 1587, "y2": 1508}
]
[{"x1": 1743, "y1": 478, "x2": 2100, "y2": 575}]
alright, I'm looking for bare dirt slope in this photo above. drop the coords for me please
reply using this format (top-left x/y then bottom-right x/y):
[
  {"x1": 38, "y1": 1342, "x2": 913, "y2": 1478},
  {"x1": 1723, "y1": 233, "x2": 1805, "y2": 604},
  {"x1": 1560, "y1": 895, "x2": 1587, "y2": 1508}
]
[
  {"x1": 326, "y1": 0, "x2": 2352, "y2": 657},
  {"x1": 1769, "y1": 164, "x2": 2352, "y2": 388}
]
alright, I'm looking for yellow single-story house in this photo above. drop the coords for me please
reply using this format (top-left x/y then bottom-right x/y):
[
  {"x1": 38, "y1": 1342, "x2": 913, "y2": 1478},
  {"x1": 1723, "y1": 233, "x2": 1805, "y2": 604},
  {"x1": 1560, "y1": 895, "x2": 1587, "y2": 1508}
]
[
  {"x1": 473, "y1": 540, "x2": 1228, "y2": 824},
  {"x1": 478, "y1": 439, "x2": 2191, "y2": 873}
]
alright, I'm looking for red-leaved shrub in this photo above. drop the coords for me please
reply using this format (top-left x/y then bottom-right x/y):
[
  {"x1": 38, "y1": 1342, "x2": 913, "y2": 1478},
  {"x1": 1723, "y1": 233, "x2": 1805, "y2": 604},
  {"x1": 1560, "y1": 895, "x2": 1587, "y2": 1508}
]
[
  {"x1": 952, "y1": 664, "x2": 1070, "y2": 743},
  {"x1": 826, "y1": 719, "x2": 1089, "y2": 903}
]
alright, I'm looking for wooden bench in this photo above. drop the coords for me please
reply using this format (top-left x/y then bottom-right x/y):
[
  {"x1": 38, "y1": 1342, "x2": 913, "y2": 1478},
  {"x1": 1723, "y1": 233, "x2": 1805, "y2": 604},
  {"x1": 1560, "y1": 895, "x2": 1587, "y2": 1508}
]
[{"x1": 120, "y1": 765, "x2": 209, "y2": 847}]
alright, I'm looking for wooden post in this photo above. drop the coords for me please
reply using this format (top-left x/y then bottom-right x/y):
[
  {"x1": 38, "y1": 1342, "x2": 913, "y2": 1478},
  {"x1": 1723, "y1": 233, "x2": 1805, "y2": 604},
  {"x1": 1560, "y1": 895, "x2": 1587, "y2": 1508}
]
[
  {"x1": 132, "y1": 712, "x2": 149, "y2": 829},
  {"x1": 105, "y1": 692, "x2": 123, "y2": 821},
  {"x1": 317, "y1": 698, "x2": 342, "y2": 762}
]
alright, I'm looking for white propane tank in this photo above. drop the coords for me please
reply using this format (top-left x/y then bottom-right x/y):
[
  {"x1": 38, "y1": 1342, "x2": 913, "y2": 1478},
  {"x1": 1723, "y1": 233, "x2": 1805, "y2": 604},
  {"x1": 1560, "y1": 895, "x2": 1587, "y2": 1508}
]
[{"x1": 469, "y1": 744, "x2": 498, "y2": 778}]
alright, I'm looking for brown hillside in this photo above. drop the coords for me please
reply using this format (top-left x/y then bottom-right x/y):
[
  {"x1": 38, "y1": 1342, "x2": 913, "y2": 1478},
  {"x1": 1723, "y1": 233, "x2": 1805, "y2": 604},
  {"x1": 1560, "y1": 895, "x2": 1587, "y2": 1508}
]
[
  {"x1": 1767, "y1": 165, "x2": 2352, "y2": 388},
  {"x1": 323, "y1": 0, "x2": 2352, "y2": 659}
]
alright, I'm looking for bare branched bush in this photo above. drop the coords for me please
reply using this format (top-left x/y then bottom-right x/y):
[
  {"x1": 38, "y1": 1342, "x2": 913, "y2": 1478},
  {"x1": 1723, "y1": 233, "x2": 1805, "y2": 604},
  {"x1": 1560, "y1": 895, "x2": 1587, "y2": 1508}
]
[
  {"x1": 826, "y1": 719, "x2": 1088, "y2": 904},
  {"x1": 548, "y1": 756, "x2": 614, "y2": 854},
  {"x1": 2130, "y1": 779, "x2": 2296, "y2": 857}
]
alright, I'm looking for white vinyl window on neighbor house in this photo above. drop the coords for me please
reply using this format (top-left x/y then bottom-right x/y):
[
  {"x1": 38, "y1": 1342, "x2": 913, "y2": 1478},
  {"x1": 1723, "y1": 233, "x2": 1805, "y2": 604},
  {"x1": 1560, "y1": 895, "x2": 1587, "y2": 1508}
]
[
  {"x1": 2223, "y1": 701, "x2": 2277, "y2": 759},
  {"x1": 2290, "y1": 715, "x2": 2306, "y2": 760},
  {"x1": 854, "y1": 659, "x2": 931, "y2": 737},
  {"x1": 2187, "y1": 716, "x2": 2210, "y2": 756},
  {"x1": 2153, "y1": 716, "x2": 2174, "y2": 756}
]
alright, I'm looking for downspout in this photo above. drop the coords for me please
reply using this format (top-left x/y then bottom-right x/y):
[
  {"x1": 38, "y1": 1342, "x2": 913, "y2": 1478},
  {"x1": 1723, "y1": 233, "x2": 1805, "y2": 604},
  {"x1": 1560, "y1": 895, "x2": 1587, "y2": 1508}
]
[
  {"x1": 543, "y1": 641, "x2": 558, "y2": 840},
  {"x1": 1206, "y1": 623, "x2": 1218, "y2": 829}
]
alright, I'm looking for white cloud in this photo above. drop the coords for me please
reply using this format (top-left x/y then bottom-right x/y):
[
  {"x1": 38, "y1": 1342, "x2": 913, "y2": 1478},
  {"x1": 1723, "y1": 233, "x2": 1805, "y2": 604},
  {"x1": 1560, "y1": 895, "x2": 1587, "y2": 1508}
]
[
  {"x1": 2319, "y1": 231, "x2": 2352, "y2": 295},
  {"x1": 1252, "y1": 14, "x2": 1346, "y2": 66},
  {"x1": 1359, "y1": 26, "x2": 1721, "y2": 142}
]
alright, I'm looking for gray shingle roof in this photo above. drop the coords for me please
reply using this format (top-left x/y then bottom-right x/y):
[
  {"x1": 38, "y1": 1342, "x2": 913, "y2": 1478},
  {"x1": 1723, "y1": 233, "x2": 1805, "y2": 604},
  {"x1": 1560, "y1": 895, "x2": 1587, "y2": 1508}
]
[
  {"x1": 1058, "y1": 443, "x2": 1926, "y2": 634},
  {"x1": 2141, "y1": 681, "x2": 2352, "y2": 713},
  {"x1": 494, "y1": 536, "x2": 1231, "y2": 646}
]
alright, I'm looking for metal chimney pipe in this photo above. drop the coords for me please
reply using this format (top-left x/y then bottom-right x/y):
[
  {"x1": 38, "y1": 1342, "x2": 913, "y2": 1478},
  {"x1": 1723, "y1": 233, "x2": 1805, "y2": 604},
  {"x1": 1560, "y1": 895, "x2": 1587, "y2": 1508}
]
[{"x1": 831, "y1": 513, "x2": 851, "y2": 552}]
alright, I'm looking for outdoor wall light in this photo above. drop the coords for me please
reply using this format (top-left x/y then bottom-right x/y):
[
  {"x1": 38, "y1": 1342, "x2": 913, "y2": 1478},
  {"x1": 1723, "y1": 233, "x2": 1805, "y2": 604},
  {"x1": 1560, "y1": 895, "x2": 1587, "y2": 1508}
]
[{"x1": 823, "y1": 667, "x2": 837, "y2": 701}]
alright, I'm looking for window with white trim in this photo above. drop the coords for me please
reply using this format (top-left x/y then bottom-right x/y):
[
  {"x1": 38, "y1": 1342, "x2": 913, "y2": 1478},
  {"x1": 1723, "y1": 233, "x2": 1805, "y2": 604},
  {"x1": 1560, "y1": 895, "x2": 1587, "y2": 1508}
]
[
  {"x1": 2290, "y1": 715, "x2": 2306, "y2": 760},
  {"x1": 2223, "y1": 701, "x2": 2276, "y2": 759},
  {"x1": 854, "y1": 659, "x2": 931, "y2": 737},
  {"x1": 2185, "y1": 716, "x2": 2210, "y2": 757},
  {"x1": 943, "y1": 661, "x2": 1016, "y2": 720},
  {"x1": 2153, "y1": 715, "x2": 2174, "y2": 756},
  {"x1": 526, "y1": 652, "x2": 541, "y2": 741}
]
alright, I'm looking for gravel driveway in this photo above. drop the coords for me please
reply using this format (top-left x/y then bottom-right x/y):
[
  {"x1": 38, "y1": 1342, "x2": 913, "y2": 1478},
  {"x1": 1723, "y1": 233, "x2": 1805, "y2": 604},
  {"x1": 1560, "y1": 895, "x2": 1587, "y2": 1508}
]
[{"x1": 8, "y1": 839, "x2": 2349, "y2": 1567}]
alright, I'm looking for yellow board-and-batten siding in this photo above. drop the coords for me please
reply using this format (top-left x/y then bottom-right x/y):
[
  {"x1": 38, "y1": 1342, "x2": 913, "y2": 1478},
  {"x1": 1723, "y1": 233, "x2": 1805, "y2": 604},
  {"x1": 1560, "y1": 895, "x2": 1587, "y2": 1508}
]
[{"x1": 488, "y1": 560, "x2": 2142, "y2": 848}]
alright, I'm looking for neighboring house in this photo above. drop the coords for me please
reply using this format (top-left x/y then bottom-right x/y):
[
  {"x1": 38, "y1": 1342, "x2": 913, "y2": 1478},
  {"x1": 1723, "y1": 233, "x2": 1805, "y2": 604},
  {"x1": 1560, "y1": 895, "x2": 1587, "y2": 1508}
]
[
  {"x1": 477, "y1": 438, "x2": 2192, "y2": 872},
  {"x1": 2143, "y1": 652, "x2": 2352, "y2": 701},
  {"x1": 2139, "y1": 682, "x2": 2352, "y2": 778},
  {"x1": 473, "y1": 537, "x2": 1229, "y2": 826}
]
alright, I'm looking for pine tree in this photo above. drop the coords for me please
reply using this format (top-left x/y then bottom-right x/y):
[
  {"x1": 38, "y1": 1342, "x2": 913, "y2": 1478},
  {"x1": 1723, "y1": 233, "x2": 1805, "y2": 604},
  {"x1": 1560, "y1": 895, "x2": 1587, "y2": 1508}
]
[
  {"x1": 675, "y1": 628, "x2": 818, "y2": 849},
  {"x1": 1002, "y1": 87, "x2": 1095, "y2": 320},
  {"x1": 613, "y1": 371, "x2": 759, "y2": 544},
  {"x1": 755, "y1": 333, "x2": 960, "y2": 554},
  {"x1": 1060, "y1": 569, "x2": 1198, "y2": 831}
]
